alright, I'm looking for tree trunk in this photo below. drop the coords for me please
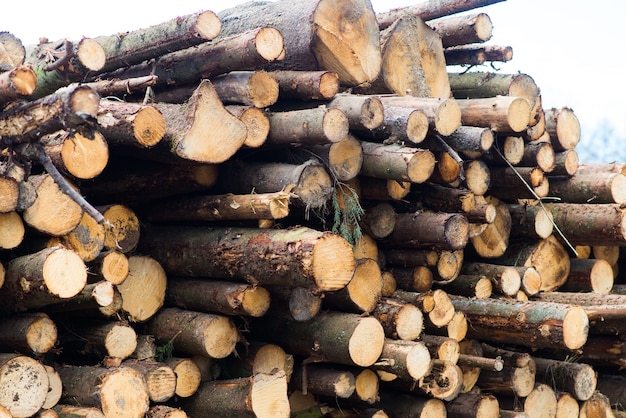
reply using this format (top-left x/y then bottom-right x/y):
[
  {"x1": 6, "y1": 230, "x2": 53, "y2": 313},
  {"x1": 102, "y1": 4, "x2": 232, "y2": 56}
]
[
  {"x1": 84, "y1": 75, "x2": 157, "y2": 97},
  {"x1": 327, "y1": 94, "x2": 385, "y2": 131},
  {"x1": 269, "y1": 70, "x2": 339, "y2": 101},
  {"x1": 99, "y1": 204, "x2": 141, "y2": 254},
  {"x1": 382, "y1": 210, "x2": 469, "y2": 251},
  {"x1": 372, "y1": 339, "x2": 431, "y2": 381},
  {"x1": 506, "y1": 203, "x2": 554, "y2": 239},
  {"x1": 0, "y1": 353, "x2": 49, "y2": 417},
  {"x1": 360, "y1": 105, "x2": 429, "y2": 144},
  {"x1": 225, "y1": 105, "x2": 270, "y2": 148},
  {"x1": 470, "y1": 197, "x2": 511, "y2": 258},
  {"x1": 429, "y1": 12, "x2": 492, "y2": 47},
  {"x1": 60, "y1": 212, "x2": 105, "y2": 262},
  {"x1": 91, "y1": 251, "x2": 129, "y2": 285},
  {"x1": 266, "y1": 107, "x2": 349, "y2": 146},
  {"x1": 448, "y1": 72, "x2": 539, "y2": 110},
  {"x1": 0, "y1": 312, "x2": 57, "y2": 355},
  {"x1": 323, "y1": 258, "x2": 382, "y2": 314},
  {"x1": 560, "y1": 258, "x2": 613, "y2": 294},
  {"x1": 390, "y1": 265, "x2": 434, "y2": 293},
  {"x1": 57, "y1": 365, "x2": 149, "y2": 418},
  {"x1": 122, "y1": 359, "x2": 177, "y2": 403},
  {"x1": 211, "y1": 70, "x2": 279, "y2": 108},
  {"x1": 520, "y1": 141, "x2": 556, "y2": 173},
  {"x1": 543, "y1": 203, "x2": 626, "y2": 246},
  {"x1": 372, "y1": 297, "x2": 424, "y2": 341},
  {"x1": 548, "y1": 172, "x2": 626, "y2": 204},
  {"x1": 393, "y1": 289, "x2": 456, "y2": 328},
  {"x1": 166, "y1": 278, "x2": 270, "y2": 318},
  {"x1": 266, "y1": 286, "x2": 322, "y2": 321},
  {"x1": 423, "y1": 125, "x2": 494, "y2": 158},
  {"x1": 140, "y1": 225, "x2": 355, "y2": 292},
  {"x1": 97, "y1": 100, "x2": 166, "y2": 148},
  {"x1": 0, "y1": 66, "x2": 36, "y2": 105},
  {"x1": 115, "y1": 255, "x2": 166, "y2": 322},
  {"x1": 218, "y1": 0, "x2": 381, "y2": 86},
  {"x1": 456, "y1": 96, "x2": 531, "y2": 132},
  {"x1": 461, "y1": 262, "x2": 521, "y2": 296},
  {"x1": 306, "y1": 135, "x2": 364, "y2": 182},
  {"x1": 439, "y1": 274, "x2": 492, "y2": 298},
  {"x1": 482, "y1": 134, "x2": 525, "y2": 166},
  {"x1": 377, "y1": 95, "x2": 462, "y2": 136},
  {"x1": 421, "y1": 334, "x2": 460, "y2": 364}
]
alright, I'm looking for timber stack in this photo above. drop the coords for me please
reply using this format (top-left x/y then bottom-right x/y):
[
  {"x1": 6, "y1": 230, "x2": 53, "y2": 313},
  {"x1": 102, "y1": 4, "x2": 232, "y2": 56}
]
[{"x1": 0, "y1": 0, "x2": 623, "y2": 417}]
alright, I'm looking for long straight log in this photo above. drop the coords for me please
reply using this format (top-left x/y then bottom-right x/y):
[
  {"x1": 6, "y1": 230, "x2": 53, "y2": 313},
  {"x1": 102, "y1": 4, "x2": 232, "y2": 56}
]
[
  {"x1": 547, "y1": 172, "x2": 626, "y2": 204},
  {"x1": 358, "y1": 141, "x2": 437, "y2": 184},
  {"x1": 543, "y1": 203, "x2": 626, "y2": 246},
  {"x1": 327, "y1": 94, "x2": 385, "y2": 131},
  {"x1": 372, "y1": 297, "x2": 424, "y2": 341},
  {"x1": 292, "y1": 364, "x2": 355, "y2": 399},
  {"x1": 448, "y1": 72, "x2": 539, "y2": 110},
  {"x1": 211, "y1": 70, "x2": 279, "y2": 108},
  {"x1": 377, "y1": 96, "x2": 461, "y2": 136},
  {"x1": 266, "y1": 107, "x2": 349, "y2": 146},
  {"x1": 372, "y1": 339, "x2": 431, "y2": 381},
  {"x1": 269, "y1": 70, "x2": 340, "y2": 101},
  {"x1": 456, "y1": 96, "x2": 531, "y2": 133}
]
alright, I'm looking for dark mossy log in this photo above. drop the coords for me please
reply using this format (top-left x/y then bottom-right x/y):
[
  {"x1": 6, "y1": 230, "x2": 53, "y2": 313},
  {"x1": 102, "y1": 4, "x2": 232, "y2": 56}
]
[
  {"x1": 266, "y1": 107, "x2": 349, "y2": 146},
  {"x1": 450, "y1": 296, "x2": 589, "y2": 350},
  {"x1": 372, "y1": 339, "x2": 431, "y2": 381},
  {"x1": 0, "y1": 32, "x2": 25, "y2": 70},
  {"x1": 428, "y1": 13, "x2": 492, "y2": 47},
  {"x1": 0, "y1": 246, "x2": 86, "y2": 313},
  {"x1": 97, "y1": 204, "x2": 140, "y2": 254},
  {"x1": 382, "y1": 210, "x2": 469, "y2": 251},
  {"x1": 445, "y1": 392, "x2": 499, "y2": 418},
  {"x1": 56, "y1": 319, "x2": 137, "y2": 361},
  {"x1": 266, "y1": 286, "x2": 322, "y2": 321},
  {"x1": 438, "y1": 274, "x2": 492, "y2": 298},
  {"x1": 421, "y1": 334, "x2": 460, "y2": 364},
  {"x1": 481, "y1": 135, "x2": 525, "y2": 166},
  {"x1": 0, "y1": 65, "x2": 36, "y2": 105},
  {"x1": 0, "y1": 312, "x2": 57, "y2": 355},
  {"x1": 166, "y1": 278, "x2": 270, "y2": 318},
  {"x1": 147, "y1": 308, "x2": 238, "y2": 359},
  {"x1": 43, "y1": 130, "x2": 108, "y2": 181},
  {"x1": 357, "y1": 15, "x2": 450, "y2": 99},
  {"x1": 560, "y1": 258, "x2": 613, "y2": 294},
  {"x1": 375, "y1": 391, "x2": 446, "y2": 417},
  {"x1": 519, "y1": 140, "x2": 556, "y2": 173},
  {"x1": 219, "y1": 0, "x2": 381, "y2": 86},
  {"x1": 448, "y1": 72, "x2": 539, "y2": 109},
  {"x1": 389, "y1": 265, "x2": 433, "y2": 293},
  {"x1": 57, "y1": 365, "x2": 149, "y2": 418},
  {"x1": 177, "y1": 370, "x2": 289, "y2": 418},
  {"x1": 358, "y1": 177, "x2": 412, "y2": 201},
  {"x1": 393, "y1": 289, "x2": 456, "y2": 328},
  {"x1": 141, "y1": 225, "x2": 355, "y2": 292},
  {"x1": 225, "y1": 105, "x2": 270, "y2": 148},
  {"x1": 104, "y1": 27, "x2": 284, "y2": 87},
  {"x1": 357, "y1": 105, "x2": 429, "y2": 144},
  {"x1": 152, "y1": 79, "x2": 247, "y2": 164},
  {"x1": 372, "y1": 297, "x2": 424, "y2": 341},
  {"x1": 143, "y1": 190, "x2": 292, "y2": 223},
  {"x1": 269, "y1": 70, "x2": 339, "y2": 101},
  {"x1": 145, "y1": 405, "x2": 187, "y2": 418},
  {"x1": 461, "y1": 262, "x2": 521, "y2": 297},
  {"x1": 506, "y1": 202, "x2": 554, "y2": 240},
  {"x1": 0, "y1": 353, "x2": 49, "y2": 417},
  {"x1": 324, "y1": 258, "x2": 382, "y2": 314},
  {"x1": 360, "y1": 202, "x2": 397, "y2": 239},
  {"x1": 477, "y1": 345, "x2": 536, "y2": 398},
  {"x1": 327, "y1": 94, "x2": 384, "y2": 131},
  {"x1": 360, "y1": 141, "x2": 436, "y2": 184},
  {"x1": 217, "y1": 159, "x2": 332, "y2": 210},
  {"x1": 456, "y1": 96, "x2": 531, "y2": 133},
  {"x1": 0, "y1": 84, "x2": 98, "y2": 142},
  {"x1": 81, "y1": 160, "x2": 218, "y2": 206},
  {"x1": 96, "y1": 100, "x2": 166, "y2": 148},
  {"x1": 250, "y1": 311, "x2": 384, "y2": 367},
  {"x1": 210, "y1": 70, "x2": 279, "y2": 108},
  {"x1": 292, "y1": 363, "x2": 355, "y2": 399},
  {"x1": 377, "y1": 96, "x2": 462, "y2": 136},
  {"x1": 115, "y1": 255, "x2": 166, "y2": 322},
  {"x1": 164, "y1": 357, "x2": 202, "y2": 398},
  {"x1": 26, "y1": 38, "x2": 105, "y2": 98},
  {"x1": 121, "y1": 359, "x2": 177, "y2": 403},
  {"x1": 532, "y1": 357, "x2": 596, "y2": 401},
  {"x1": 542, "y1": 203, "x2": 626, "y2": 246},
  {"x1": 544, "y1": 107, "x2": 580, "y2": 151},
  {"x1": 548, "y1": 172, "x2": 626, "y2": 204}
]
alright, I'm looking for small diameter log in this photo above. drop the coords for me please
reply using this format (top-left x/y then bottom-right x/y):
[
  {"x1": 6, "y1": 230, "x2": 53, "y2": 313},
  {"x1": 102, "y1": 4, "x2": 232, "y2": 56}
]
[
  {"x1": 532, "y1": 357, "x2": 596, "y2": 401},
  {"x1": 0, "y1": 353, "x2": 49, "y2": 417},
  {"x1": 211, "y1": 70, "x2": 279, "y2": 108},
  {"x1": 0, "y1": 65, "x2": 36, "y2": 104},
  {"x1": 44, "y1": 130, "x2": 108, "y2": 180},
  {"x1": 462, "y1": 262, "x2": 521, "y2": 297},
  {"x1": 99, "y1": 204, "x2": 140, "y2": 254},
  {"x1": 476, "y1": 347, "x2": 536, "y2": 398},
  {"x1": 543, "y1": 203, "x2": 626, "y2": 246},
  {"x1": 372, "y1": 297, "x2": 424, "y2": 341},
  {"x1": 269, "y1": 70, "x2": 339, "y2": 101},
  {"x1": 147, "y1": 308, "x2": 238, "y2": 359},
  {"x1": 324, "y1": 258, "x2": 382, "y2": 314},
  {"x1": 358, "y1": 177, "x2": 411, "y2": 201},
  {"x1": 450, "y1": 296, "x2": 589, "y2": 350},
  {"x1": 1, "y1": 246, "x2": 86, "y2": 313},
  {"x1": 266, "y1": 107, "x2": 348, "y2": 145},
  {"x1": 305, "y1": 135, "x2": 363, "y2": 181},
  {"x1": 266, "y1": 286, "x2": 322, "y2": 321},
  {"x1": 382, "y1": 210, "x2": 469, "y2": 251},
  {"x1": 456, "y1": 96, "x2": 531, "y2": 133},
  {"x1": 417, "y1": 360, "x2": 464, "y2": 401},
  {"x1": 57, "y1": 365, "x2": 149, "y2": 418},
  {"x1": 327, "y1": 94, "x2": 384, "y2": 130},
  {"x1": 489, "y1": 166, "x2": 547, "y2": 199},
  {"x1": 166, "y1": 278, "x2": 270, "y2": 318},
  {"x1": 0, "y1": 174, "x2": 18, "y2": 214},
  {"x1": 545, "y1": 107, "x2": 580, "y2": 151},
  {"x1": 560, "y1": 258, "x2": 614, "y2": 294},
  {"x1": 91, "y1": 251, "x2": 129, "y2": 285},
  {"x1": 292, "y1": 364, "x2": 355, "y2": 398},
  {"x1": 548, "y1": 172, "x2": 626, "y2": 204},
  {"x1": 226, "y1": 105, "x2": 270, "y2": 148},
  {"x1": 520, "y1": 141, "x2": 556, "y2": 173},
  {"x1": 389, "y1": 265, "x2": 433, "y2": 293},
  {"x1": 457, "y1": 339, "x2": 482, "y2": 393},
  {"x1": 60, "y1": 212, "x2": 105, "y2": 262},
  {"x1": 372, "y1": 339, "x2": 432, "y2": 381},
  {"x1": 250, "y1": 311, "x2": 385, "y2": 367},
  {"x1": 84, "y1": 75, "x2": 157, "y2": 96},
  {"x1": 393, "y1": 289, "x2": 456, "y2": 328},
  {"x1": 448, "y1": 72, "x2": 539, "y2": 110},
  {"x1": 177, "y1": 370, "x2": 290, "y2": 418},
  {"x1": 429, "y1": 13, "x2": 493, "y2": 47},
  {"x1": 470, "y1": 197, "x2": 511, "y2": 258},
  {"x1": 155, "y1": 79, "x2": 247, "y2": 164},
  {"x1": 360, "y1": 202, "x2": 397, "y2": 239},
  {"x1": 122, "y1": 359, "x2": 177, "y2": 403},
  {"x1": 426, "y1": 126, "x2": 494, "y2": 159},
  {"x1": 57, "y1": 319, "x2": 137, "y2": 361},
  {"x1": 140, "y1": 225, "x2": 355, "y2": 293},
  {"x1": 115, "y1": 255, "x2": 166, "y2": 322},
  {"x1": 43, "y1": 281, "x2": 119, "y2": 317},
  {"x1": 411, "y1": 183, "x2": 475, "y2": 214},
  {"x1": 421, "y1": 334, "x2": 460, "y2": 364},
  {"x1": 164, "y1": 357, "x2": 202, "y2": 398},
  {"x1": 218, "y1": 0, "x2": 381, "y2": 86},
  {"x1": 97, "y1": 100, "x2": 166, "y2": 148},
  {"x1": 377, "y1": 96, "x2": 462, "y2": 136},
  {"x1": 27, "y1": 38, "x2": 105, "y2": 98},
  {"x1": 0, "y1": 312, "x2": 57, "y2": 355},
  {"x1": 360, "y1": 105, "x2": 429, "y2": 144},
  {"x1": 593, "y1": 245, "x2": 620, "y2": 265},
  {"x1": 482, "y1": 135, "x2": 525, "y2": 166},
  {"x1": 439, "y1": 274, "x2": 492, "y2": 298},
  {"x1": 445, "y1": 392, "x2": 499, "y2": 418},
  {"x1": 444, "y1": 44, "x2": 512, "y2": 66},
  {"x1": 507, "y1": 203, "x2": 554, "y2": 239}
]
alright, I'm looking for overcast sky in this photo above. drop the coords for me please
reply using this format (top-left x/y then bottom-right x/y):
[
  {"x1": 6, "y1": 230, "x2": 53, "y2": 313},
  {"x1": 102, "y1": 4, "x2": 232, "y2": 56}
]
[{"x1": 2, "y1": 1, "x2": 625, "y2": 160}]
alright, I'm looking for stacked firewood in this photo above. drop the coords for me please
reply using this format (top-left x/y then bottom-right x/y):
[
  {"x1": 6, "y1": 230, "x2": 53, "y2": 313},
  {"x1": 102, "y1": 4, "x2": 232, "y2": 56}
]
[{"x1": 0, "y1": 0, "x2": 624, "y2": 417}]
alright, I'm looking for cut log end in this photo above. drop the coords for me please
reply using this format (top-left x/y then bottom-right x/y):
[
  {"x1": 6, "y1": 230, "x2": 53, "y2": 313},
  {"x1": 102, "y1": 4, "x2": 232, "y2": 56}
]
[
  {"x1": 563, "y1": 305, "x2": 589, "y2": 350},
  {"x1": 10, "y1": 66, "x2": 37, "y2": 96},
  {"x1": 26, "y1": 314, "x2": 58, "y2": 354},
  {"x1": 349, "y1": 317, "x2": 385, "y2": 367},
  {"x1": 255, "y1": 27, "x2": 286, "y2": 61},
  {"x1": 100, "y1": 367, "x2": 150, "y2": 417},
  {"x1": 196, "y1": 10, "x2": 223, "y2": 40},
  {"x1": 407, "y1": 149, "x2": 436, "y2": 183},
  {"x1": 0, "y1": 355, "x2": 48, "y2": 417},
  {"x1": 77, "y1": 38, "x2": 106, "y2": 71},
  {"x1": 312, "y1": 232, "x2": 356, "y2": 292},
  {"x1": 241, "y1": 285, "x2": 271, "y2": 317},
  {"x1": 323, "y1": 107, "x2": 350, "y2": 142},
  {"x1": 133, "y1": 106, "x2": 166, "y2": 147},
  {"x1": 436, "y1": 99, "x2": 462, "y2": 136},
  {"x1": 44, "y1": 247, "x2": 88, "y2": 298},
  {"x1": 506, "y1": 97, "x2": 532, "y2": 132}
]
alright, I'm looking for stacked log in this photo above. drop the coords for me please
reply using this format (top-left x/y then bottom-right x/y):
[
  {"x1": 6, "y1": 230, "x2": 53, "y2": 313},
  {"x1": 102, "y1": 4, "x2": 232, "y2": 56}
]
[{"x1": 1, "y1": 0, "x2": 625, "y2": 417}]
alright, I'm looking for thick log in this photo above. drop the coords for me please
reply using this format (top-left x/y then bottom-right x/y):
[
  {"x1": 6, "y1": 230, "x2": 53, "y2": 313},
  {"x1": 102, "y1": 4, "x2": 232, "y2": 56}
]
[
  {"x1": 423, "y1": 126, "x2": 494, "y2": 159},
  {"x1": 57, "y1": 319, "x2": 137, "y2": 361},
  {"x1": 177, "y1": 370, "x2": 290, "y2": 418},
  {"x1": 97, "y1": 100, "x2": 166, "y2": 148},
  {"x1": 250, "y1": 311, "x2": 384, "y2": 367},
  {"x1": 147, "y1": 308, "x2": 237, "y2": 359},
  {"x1": 482, "y1": 134, "x2": 525, "y2": 166},
  {"x1": 44, "y1": 130, "x2": 109, "y2": 180},
  {"x1": 543, "y1": 203, "x2": 626, "y2": 246},
  {"x1": 306, "y1": 135, "x2": 364, "y2": 182},
  {"x1": 520, "y1": 141, "x2": 556, "y2": 173},
  {"x1": 545, "y1": 107, "x2": 580, "y2": 151},
  {"x1": 456, "y1": 96, "x2": 531, "y2": 133},
  {"x1": 266, "y1": 107, "x2": 348, "y2": 146},
  {"x1": 211, "y1": 70, "x2": 279, "y2": 108},
  {"x1": 382, "y1": 210, "x2": 469, "y2": 251},
  {"x1": 429, "y1": 13, "x2": 492, "y2": 47},
  {"x1": 377, "y1": 96, "x2": 461, "y2": 136},
  {"x1": 0, "y1": 312, "x2": 57, "y2": 355},
  {"x1": 115, "y1": 255, "x2": 166, "y2": 322},
  {"x1": 292, "y1": 364, "x2": 355, "y2": 398},
  {"x1": 548, "y1": 172, "x2": 626, "y2": 204},
  {"x1": 164, "y1": 357, "x2": 202, "y2": 398},
  {"x1": 26, "y1": 38, "x2": 105, "y2": 98},
  {"x1": 578, "y1": 392, "x2": 613, "y2": 418},
  {"x1": 450, "y1": 296, "x2": 588, "y2": 350},
  {"x1": 324, "y1": 258, "x2": 382, "y2": 314},
  {"x1": 57, "y1": 365, "x2": 149, "y2": 417},
  {"x1": 166, "y1": 278, "x2": 270, "y2": 318},
  {"x1": 122, "y1": 359, "x2": 177, "y2": 403},
  {"x1": 517, "y1": 383, "x2": 558, "y2": 418},
  {"x1": 218, "y1": 0, "x2": 381, "y2": 86},
  {"x1": 560, "y1": 258, "x2": 613, "y2": 294},
  {"x1": 327, "y1": 94, "x2": 385, "y2": 131},
  {"x1": 448, "y1": 72, "x2": 539, "y2": 110},
  {"x1": 104, "y1": 27, "x2": 284, "y2": 87},
  {"x1": 445, "y1": 392, "x2": 499, "y2": 418},
  {"x1": 99, "y1": 204, "x2": 140, "y2": 254},
  {"x1": 0, "y1": 65, "x2": 36, "y2": 104},
  {"x1": 141, "y1": 225, "x2": 355, "y2": 292},
  {"x1": 593, "y1": 245, "x2": 620, "y2": 265},
  {"x1": 0, "y1": 353, "x2": 48, "y2": 417},
  {"x1": 372, "y1": 339, "x2": 432, "y2": 381},
  {"x1": 390, "y1": 265, "x2": 433, "y2": 293},
  {"x1": 372, "y1": 297, "x2": 424, "y2": 341},
  {"x1": 269, "y1": 70, "x2": 339, "y2": 101},
  {"x1": 416, "y1": 359, "x2": 464, "y2": 401},
  {"x1": 532, "y1": 357, "x2": 596, "y2": 401}
]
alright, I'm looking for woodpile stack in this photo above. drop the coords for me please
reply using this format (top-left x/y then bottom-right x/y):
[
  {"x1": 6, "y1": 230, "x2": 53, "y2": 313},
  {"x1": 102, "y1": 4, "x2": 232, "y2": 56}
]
[{"x1": 0, "y1": 0, "x2": 624, "y2": 417}]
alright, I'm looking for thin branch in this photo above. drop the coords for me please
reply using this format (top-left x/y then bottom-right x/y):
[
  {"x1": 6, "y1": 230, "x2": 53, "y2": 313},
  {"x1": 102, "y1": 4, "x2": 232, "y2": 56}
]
[{"x1": 43, "y1": 40, "x2": 74, "y2": 71}]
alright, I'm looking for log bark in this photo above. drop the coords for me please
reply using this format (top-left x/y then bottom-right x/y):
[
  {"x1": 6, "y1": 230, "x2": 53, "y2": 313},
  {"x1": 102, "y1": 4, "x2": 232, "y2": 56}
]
[
  {"x1": 0, "y1": 65, "x2": 37, "y2": 105},
  {"x1": 456, "y1": 96, "x2": 531, "y2": 132},
  {"x1": 99, "y1": 204, "x2": 141, "y2": 254},
  {"x1": 83, "y1": 75, "x2": 157, "y2": 97},
  {"x1": 122, "y1": 359, "x2": 177, "y2": 403},
  {"x1": 444, "y1": 44, "x2": 513, "y2": 66},
  {"x1": 372, "y1": 297, "x2": 424, "y2": 341},
  {"x1": 393, "y1": 289, "x2": 456, "y2": 328},
  {"x1": 266, "y1": 107, "x2": 349, "y2": 145},
  {"x1": 543, "y1": 203, "x2": 626, "y2": 246},
  {"x1": 429, "y1": 13, "x2": 493, "y2": 47},
  {"x1": 266, "y1": 286, "x2": 322, "y2": 321},
  {"x1": 211, "y1": 70, "x2": 279, "y2": 108},
  {"x1": 56, "y1": 319, "x2": 137, "y2": 361},
  {"x1": 97, "y1": 100, "x2": 166, "y2": 148},
  {"x1": 461, "y1": 262, "x2": 521, "y2": 296},
  {"x1": 532, "y1": 357, "x2": 596, "y2": 401},
  {"x1": 548, "y1": 172, "x2": 626, "y2": 204},
  {"x1": 0, "y1": 353, "x2": 49, "y2": 417},
  {"x1": 269, "y1": 70, "x2": 339, "y2": 101},
  {"x1": 377, "y1": 95, "x2": 462, "y2": 136},
  {"x1": 0, "y1": 312, "x2": 57, "y2": 355},
  {"x1": 560, "y1": 258, "x2": 613, "y2": 294},
  {"x1": 389, "y1": 265, "x2": 433, "y2": 293},
  {"x1": 115, "y1": 255, "x2": 166, "y2": 322},
  {"x1": 141, "y1": 225, "x2": 355, "y2": 292},
  {"x1": 445, "y1": 392, "x2": 499, "y2": 418},
  {"x1": 57, "y1": 365, "x2": 149, "y2": 418},
  {"x1": 382, "y1": 210, "x2": 469, "y2": 250},
  {"x1": 292, "y1": 364, "x2": 355, "y2": 398},
  {"x1": 507, "y1": 202, "x2": 554, "y2": 239},
  {"x1": 166, "y1": 278, "x2": 270, "y2": 318},
  {"x1": 470, "y1": 197, "x2": 511, "y2": 258},
  {"x1": 358, "y1": 177, "x2": 411, "y2": 201},
  {"x1": 448, "y1": 72, "x2": 539, "y2": 110},
  {"x1": 0, "y1": 32, "x2": 25, "y2": 70},
  {"x1": 327, "y1": 94, "x2": 385, "y2": 131},
  {"x1": 218, "y1": 0, "x2": 381, "y2": 86},
  {"x1": 225, "y1": 105, "x2": 270, "y2": 148},
  {"x1": 423, "y1": 126, "x2": 494, "y2": 159},
  {"x1": 147, "y1": 308, "x2": 238, "y2": 359}
]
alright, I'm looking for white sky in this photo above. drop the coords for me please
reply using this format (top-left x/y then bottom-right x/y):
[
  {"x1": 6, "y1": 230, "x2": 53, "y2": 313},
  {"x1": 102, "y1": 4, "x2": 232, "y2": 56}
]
[{"x1": 2, "y1": 0, "x2": 625, "y2": 152}]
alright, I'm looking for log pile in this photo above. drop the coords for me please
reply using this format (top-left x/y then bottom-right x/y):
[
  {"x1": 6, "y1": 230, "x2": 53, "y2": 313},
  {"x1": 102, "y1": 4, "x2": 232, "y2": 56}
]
[{"x1": 0, "y1": 0, "x2": 624, "y2": 417}]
